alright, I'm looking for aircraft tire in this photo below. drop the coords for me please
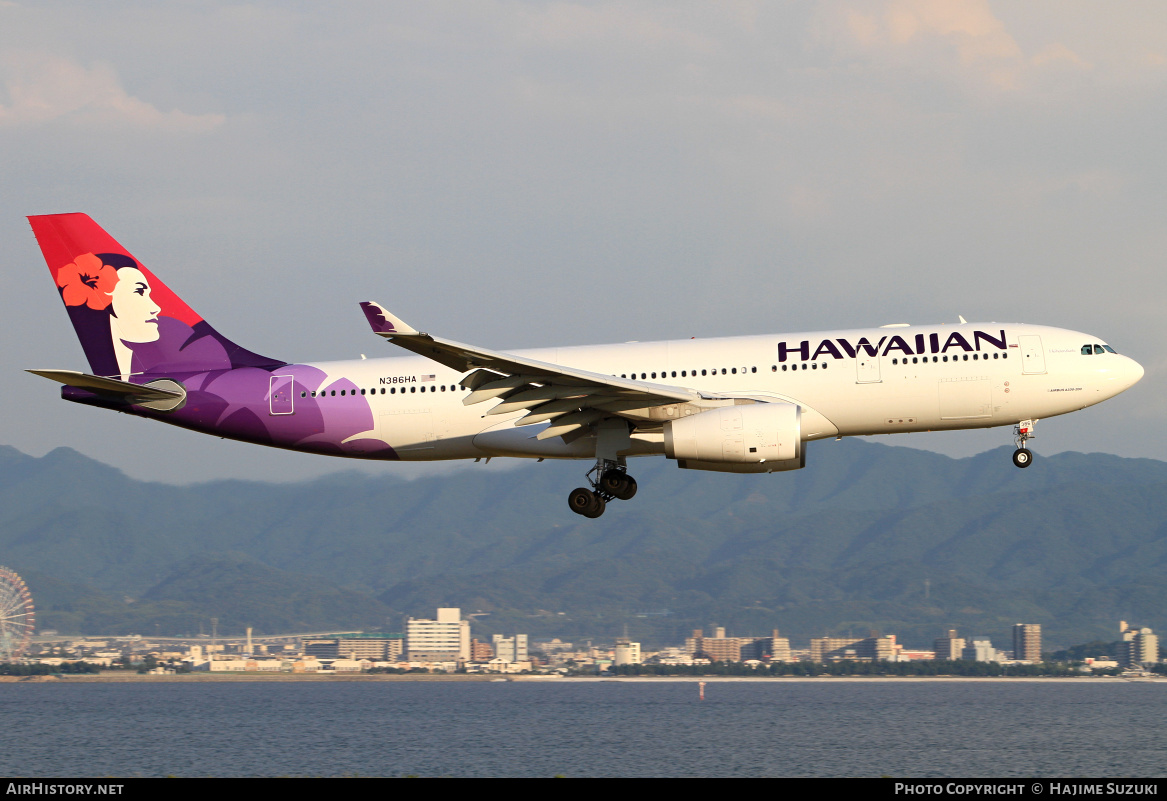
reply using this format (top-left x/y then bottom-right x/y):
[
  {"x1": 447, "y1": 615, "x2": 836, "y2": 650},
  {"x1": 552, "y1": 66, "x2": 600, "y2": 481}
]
[
  {"x1": 569, "y1": 487, "x2": 601, "y2": 517},
  {"x1": 585, "y1": 494, "x2": 606, "y2": 518},
  {"x1": 600, "y1": 469, "x2": 636, "y2": 500},
  {"x1": 613, "y1": 474, "x2": 637, "y2": 501},
  {"x1": 1012, "y1": 448, "x2": 1033, "y2": 468}
]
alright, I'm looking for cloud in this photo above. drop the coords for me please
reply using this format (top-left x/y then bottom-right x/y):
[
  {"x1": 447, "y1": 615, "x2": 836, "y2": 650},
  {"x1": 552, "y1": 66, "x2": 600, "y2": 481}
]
[
  {"x1": 826, "y1": 0, "x2": 1093, "y2": 92},
  {"x1": 0, "y1": 53, "x2": 224, "y2": 132}
]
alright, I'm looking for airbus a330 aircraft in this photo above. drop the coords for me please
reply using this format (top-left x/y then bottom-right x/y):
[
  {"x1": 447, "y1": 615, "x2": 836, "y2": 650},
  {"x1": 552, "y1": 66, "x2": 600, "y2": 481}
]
[{"x1": 28, "y1": 213, "x2": 1144, "y2": 517}]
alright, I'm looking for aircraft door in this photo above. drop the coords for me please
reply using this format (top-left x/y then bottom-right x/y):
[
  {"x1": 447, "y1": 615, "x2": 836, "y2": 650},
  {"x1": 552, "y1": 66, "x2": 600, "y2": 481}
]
[
  {"x1": 1019, "y1": 335, "x2": 1047, "y2": 375},
  {"x1": 269, "y1": 375, "x2": 295, "y2": 415},
  {"x1": 856, "y1": 354, "x2": 881, "y2": 383}
]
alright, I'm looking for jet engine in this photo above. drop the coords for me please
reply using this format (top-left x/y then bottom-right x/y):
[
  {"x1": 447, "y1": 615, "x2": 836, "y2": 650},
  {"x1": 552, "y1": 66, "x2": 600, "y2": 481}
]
[{"x1": 663, "y1": 402, "x2": 804, "y2": 473}]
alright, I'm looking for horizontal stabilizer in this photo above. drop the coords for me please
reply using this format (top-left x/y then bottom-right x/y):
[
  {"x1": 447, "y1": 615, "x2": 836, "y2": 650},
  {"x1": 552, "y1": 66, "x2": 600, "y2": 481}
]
[{"x1": 27, "y1": 369, "x2": 183, "y2": 401}]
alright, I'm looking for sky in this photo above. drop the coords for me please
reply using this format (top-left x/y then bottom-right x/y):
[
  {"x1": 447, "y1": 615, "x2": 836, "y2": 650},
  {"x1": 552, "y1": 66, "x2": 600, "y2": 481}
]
[{"x1": 2, "y1": 1, "x2": 1164, "y2": 484}]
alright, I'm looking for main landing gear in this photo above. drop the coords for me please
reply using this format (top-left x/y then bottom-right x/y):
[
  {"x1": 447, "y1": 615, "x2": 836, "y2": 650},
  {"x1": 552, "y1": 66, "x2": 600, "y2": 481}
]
[
  {"x1": 1012, "y1": 419, "x2": 1036, "y2": 468},
  {"x1": 568, "y1": 461, "x2": 637, "y2": 518}
]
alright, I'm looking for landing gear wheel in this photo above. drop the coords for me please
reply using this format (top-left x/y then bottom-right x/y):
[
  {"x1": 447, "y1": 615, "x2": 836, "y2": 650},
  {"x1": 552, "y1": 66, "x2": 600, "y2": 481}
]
[
  {"x1": 1012, "y1": 448, "x2": 1033, "y2": 468},
  {"x1": 600, "y1": 469, "x2": 638, "y2": 501},
  {"x1": 613, "y1": 474, "x2": 637, "y2": 501},
  {"x1": 568, "y1": 487, "x2": 605, "y2": 517}
]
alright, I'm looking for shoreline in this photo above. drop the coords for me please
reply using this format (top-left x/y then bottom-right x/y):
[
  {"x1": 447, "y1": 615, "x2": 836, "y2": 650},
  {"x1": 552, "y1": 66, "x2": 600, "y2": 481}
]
[{"x1": 3, "y1": 673, "x2": 1161, "y2": 684}]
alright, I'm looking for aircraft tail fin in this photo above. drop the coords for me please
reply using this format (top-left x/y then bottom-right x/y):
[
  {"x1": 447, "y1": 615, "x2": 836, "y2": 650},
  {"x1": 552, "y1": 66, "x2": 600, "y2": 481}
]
[{"x1": 28, "y1": 213, "x2": 283, "y2": 378}]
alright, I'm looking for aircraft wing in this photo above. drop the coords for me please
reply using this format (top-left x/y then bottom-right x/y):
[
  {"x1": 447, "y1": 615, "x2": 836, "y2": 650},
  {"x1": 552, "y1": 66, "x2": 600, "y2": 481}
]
[{"x1": 360, "y1": 301, "x2": 712, "y2": 440}]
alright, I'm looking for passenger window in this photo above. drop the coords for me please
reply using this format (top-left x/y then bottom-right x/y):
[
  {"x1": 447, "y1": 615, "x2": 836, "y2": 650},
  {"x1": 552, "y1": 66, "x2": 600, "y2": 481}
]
[
  {"x1": 822, "y1": 362, "x2": 827, "y2": 369},
  {"x1": 731, "y1": 368, "x2": 737, "y2": 375},
  {"x1": 1082, "y1": 345, "x2": 1093, "y2": 355},
  {"x1": 701, "y1": 370, "x2": 707, "y2": 376},
  {"x1": 782, "y1": 365, "x2": 787, "y2": 372},
  {"x1": 943, "y1": 356, "x2": 948, "y2": 362},
  {"x1": 892, "y1": 359, "x2": 898, "y2": 365},
  {"x1": 811, "y1": 363, "x2": 817, "y2": 370}
]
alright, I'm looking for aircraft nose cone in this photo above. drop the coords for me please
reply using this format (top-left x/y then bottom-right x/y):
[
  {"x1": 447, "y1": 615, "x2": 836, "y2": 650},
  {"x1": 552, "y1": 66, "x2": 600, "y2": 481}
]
[{"x1": 1129, "y1": 357, "x2": 1145, "y2": 387}]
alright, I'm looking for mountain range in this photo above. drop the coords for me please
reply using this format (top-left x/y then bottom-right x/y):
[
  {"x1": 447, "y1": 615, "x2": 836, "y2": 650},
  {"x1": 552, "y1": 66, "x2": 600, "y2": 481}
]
[{"x1": 3, "y1": 439, "x2": 1165, "y2": 649}]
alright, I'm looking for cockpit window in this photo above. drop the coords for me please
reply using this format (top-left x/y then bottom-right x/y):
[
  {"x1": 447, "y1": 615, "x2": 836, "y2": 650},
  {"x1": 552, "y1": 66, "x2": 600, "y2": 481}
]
[
  {"x1": 1103, "y1": 345, "x2": 1117, "y2": 354},
  {"x1": 1094, "y1": 345, "x2": 1106, "y2": 355},
  {"x1": 1081, "y1": 345, "x2": 1093, "y2": 355}
]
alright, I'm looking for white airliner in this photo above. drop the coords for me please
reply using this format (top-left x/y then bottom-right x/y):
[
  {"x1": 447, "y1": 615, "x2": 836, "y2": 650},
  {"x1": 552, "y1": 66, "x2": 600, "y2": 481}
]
[{"x1": 29, "y1": 214, "x2": 1144, "y2": 517}]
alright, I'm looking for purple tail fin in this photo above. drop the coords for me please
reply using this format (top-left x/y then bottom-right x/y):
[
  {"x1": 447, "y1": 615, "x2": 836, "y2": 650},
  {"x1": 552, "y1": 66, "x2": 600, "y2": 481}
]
[{"x1": 30, "y1": 213, "x2": 284, "y2": 377}]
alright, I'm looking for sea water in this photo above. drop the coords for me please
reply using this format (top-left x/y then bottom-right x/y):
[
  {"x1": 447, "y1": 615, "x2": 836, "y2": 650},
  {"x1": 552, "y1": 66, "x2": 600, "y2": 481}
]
[{"x1": 2, "y1": 679, "x2": 1163, "y2": 778}]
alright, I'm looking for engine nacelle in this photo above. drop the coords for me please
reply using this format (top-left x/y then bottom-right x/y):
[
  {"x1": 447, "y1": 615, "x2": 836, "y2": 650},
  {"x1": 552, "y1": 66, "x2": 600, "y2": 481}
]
[{"x1": 663, "y1": 402, "x2": 804, "y2": 473}]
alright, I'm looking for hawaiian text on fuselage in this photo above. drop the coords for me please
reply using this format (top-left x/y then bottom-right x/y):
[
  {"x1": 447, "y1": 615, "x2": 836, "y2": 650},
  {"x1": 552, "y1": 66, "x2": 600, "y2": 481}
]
[{"x1": 777, "y1": 330, "x2": 1008, "y2": 363}]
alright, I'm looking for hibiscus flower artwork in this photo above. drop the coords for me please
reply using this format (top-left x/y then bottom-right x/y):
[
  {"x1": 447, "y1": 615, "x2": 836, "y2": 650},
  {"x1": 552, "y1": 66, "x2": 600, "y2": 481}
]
[
  {"x1": 48, "y1": 245, "x2": 282, "y2": 382},
  {"x1": 56, "y1": 253, "x2": 117, "y2": 311}
]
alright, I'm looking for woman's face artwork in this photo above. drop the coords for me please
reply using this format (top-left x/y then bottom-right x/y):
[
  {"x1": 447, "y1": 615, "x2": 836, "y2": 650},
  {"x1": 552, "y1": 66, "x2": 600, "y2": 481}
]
[{"x1": 109, "y1": 267, "x2": 161, "y2": 344}]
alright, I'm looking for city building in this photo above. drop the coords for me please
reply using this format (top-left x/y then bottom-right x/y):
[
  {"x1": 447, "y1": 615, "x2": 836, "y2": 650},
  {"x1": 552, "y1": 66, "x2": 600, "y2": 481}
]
[
  {"x1": 1012, "y1": 624, "x2": 1042, "y2": 662},
  {"x1": 302, "y1": 634, "x2": 404, "y2": 661},
  {"x1": 810, "y1": 635, "x2": 896, "y2": 663},
  {"x1": 740, "y1": 630, "x2": 792, "y2": 662},
  {"x1": 406, "y1": 607, "x2": 471, "y2": 662},
  {"x1": 1120, "y1": 621, "x2": 1159, "y2": 667},
  {"x1": 686, "y1": 627, "x2": 748, "y2": 662},
  {"x1": 933, "y1": 629, "x2": 966, "y2": 661},
  {"x1": 492, "y1": 634, "x2": 529, "y2": 663},
  {"x1": 470, "y1": 638, "x2": 494, "y2": 662},
  {"x1": 614, "y1": 638, "x2": 641, "y2": 665},
  {"x1": 961, "y1": 637, "x2": 1000, "y2": 662}
]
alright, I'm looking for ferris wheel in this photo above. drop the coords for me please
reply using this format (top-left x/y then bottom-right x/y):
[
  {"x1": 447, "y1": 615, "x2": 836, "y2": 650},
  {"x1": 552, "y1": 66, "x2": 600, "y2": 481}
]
[{"x1": 0, "y1": 566, "x2": 35, "y2": 661}]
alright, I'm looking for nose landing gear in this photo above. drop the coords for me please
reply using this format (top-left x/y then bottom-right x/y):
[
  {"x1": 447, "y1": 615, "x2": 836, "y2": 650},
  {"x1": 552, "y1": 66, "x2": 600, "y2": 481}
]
[
  {"x1": 567, "y1": 461, "x2": 637, "y2": 518},
  {"x1": 1012, "y1": 419, "x2": 1036, "y2": 468}
]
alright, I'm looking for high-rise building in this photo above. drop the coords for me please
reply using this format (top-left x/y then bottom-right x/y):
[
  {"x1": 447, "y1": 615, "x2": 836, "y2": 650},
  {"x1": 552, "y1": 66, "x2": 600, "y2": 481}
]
[
  {"x1": 1120, "y1": 622, "x2": 1159, "y2": 667},
  {"x1": 1012, "y1": 624, "x2": 1042, "y2": 662},
  {"x1": 934, "y1": 629, "x2": 966, "y2": 661},
  {"x1": 614, "y1": 639, "x2": 641, "y2": 665},
  {"x1": 961, "y1": 637, "x2": 1000, "y2": 662},
  {"x1": 491, "y1": 633, "x2": 529, "y2": 662},
  {"x1": 406, "y1": 607, "x2": 471, "y2": 662},
  {"x1": 470, "y1": 638, "x2": 494, "y2": 662},
  {"x1": 741, "y1": 630, "x2": 792, "y2": 662},
  {"x1": 810, "y1": 635, "x2": 896, "y2": 663},
  {"x1": 686, "y1": 628, "x2": 747, "y2": 662}
]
